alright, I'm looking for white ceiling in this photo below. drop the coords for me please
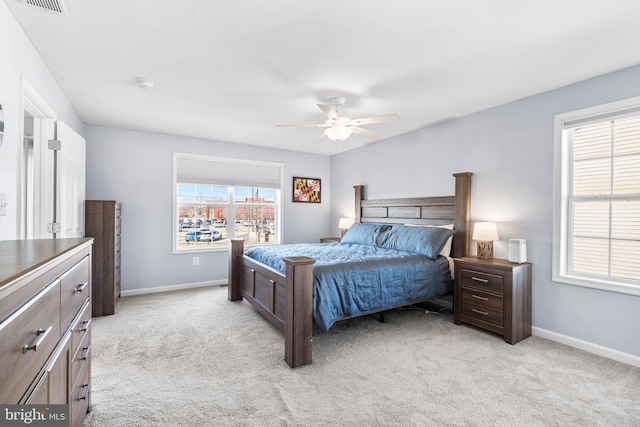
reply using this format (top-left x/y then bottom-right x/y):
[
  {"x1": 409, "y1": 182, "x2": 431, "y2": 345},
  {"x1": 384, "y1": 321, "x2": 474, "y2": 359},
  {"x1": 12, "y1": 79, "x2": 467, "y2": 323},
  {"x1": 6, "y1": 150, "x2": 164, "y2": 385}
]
[{"x1": 5, "y1": 0, "x2": 640, "y2": 155}]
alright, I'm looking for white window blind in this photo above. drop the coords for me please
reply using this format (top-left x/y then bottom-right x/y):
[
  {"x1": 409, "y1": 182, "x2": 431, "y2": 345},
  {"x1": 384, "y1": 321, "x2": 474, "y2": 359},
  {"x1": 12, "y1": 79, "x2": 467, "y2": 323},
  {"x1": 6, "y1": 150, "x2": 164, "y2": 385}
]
[
  {"x1": 566, "y1": 113, "x2": 640, "y2": 286},
  {"x1": 176, "y1": 155, "x2": 282, "y2": 188}
]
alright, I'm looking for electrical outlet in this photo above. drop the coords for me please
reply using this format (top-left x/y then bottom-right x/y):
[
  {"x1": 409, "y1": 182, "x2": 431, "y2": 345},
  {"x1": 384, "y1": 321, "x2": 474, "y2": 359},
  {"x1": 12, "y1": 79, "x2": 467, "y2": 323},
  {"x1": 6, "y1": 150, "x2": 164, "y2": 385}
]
[{"x1": 193, "y1": 256, "x2": 199, "y2": 266}]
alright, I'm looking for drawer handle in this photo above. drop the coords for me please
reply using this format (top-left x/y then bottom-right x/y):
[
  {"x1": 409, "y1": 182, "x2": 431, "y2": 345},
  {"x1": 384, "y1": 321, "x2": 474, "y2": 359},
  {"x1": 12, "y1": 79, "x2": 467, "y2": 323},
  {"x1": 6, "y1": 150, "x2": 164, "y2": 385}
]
[
  {"x1": 471, "y1": 308, "x2": 489, "y2": 316},
  {"x1": 74, "y1": 281, "x2": 89, "y2": 293},
  {"x1": 23, "y1": 326, "x2": 53, "y2": 353},
  {"x1": 79, "y1": 382, "x2": 90, "y2": 401},
  {"x1": 471, "y1": 294, "x2": 489, "y2": 301},
  {"x1": 79, "y1": 319, "x2": 92, "y2": 332},
  {"x1": 471, "y1": 276, "x2": 489, "y2": 283},
  {"x1": 80, "y1": 345, "x2": 92, "y2": 361}
]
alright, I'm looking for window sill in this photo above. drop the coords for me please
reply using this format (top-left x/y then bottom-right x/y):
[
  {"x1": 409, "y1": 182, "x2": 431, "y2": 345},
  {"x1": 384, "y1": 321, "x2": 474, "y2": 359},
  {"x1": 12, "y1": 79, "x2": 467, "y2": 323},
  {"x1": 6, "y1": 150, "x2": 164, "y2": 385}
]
[
  {"x1": 553, "y1": 273, "x2": 640, "y2": 297},
  {"x1": 173, "y1": 240, "x2": 280, "y2": 255}
]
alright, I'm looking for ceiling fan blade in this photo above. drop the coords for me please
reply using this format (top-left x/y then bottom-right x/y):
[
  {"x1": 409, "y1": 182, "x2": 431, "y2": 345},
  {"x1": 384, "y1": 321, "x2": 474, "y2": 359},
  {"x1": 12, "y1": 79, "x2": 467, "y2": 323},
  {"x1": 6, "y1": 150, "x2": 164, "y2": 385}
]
[
  {"x1": 351, "y1": 126, "x2": 379, "y2": 139},
  {"x1": 277, "y1": 123, "x2": 329, "y2": 128},
  {"x1": 317, "y1": 103, "x2": 339, "y2": 120},
  {"x1": 313, "y1": 131, "x2": 329, "y2": 143},
  {"x1": 349, "y1": 113, "x2": 400, "y2": 126}
]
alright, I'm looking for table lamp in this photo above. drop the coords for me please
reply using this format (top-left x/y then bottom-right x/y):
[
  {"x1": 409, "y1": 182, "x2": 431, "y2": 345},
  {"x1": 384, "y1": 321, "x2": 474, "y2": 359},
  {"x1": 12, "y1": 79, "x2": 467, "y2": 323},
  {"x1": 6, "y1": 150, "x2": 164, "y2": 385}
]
[
  {"x1": 338, "y1": 217, "x2": 354, "y2": 237},
  {"x1": 472, "y1": 222, "x2": 499, "y2": 259}
]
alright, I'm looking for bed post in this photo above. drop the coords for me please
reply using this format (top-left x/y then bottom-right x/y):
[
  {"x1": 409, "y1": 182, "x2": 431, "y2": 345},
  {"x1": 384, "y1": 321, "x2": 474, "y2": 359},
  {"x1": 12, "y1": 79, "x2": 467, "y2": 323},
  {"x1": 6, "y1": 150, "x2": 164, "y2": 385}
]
[
  {"x1": 228, "y1": 239, "x2": 244, "y2": 301},
  {"x1": 354, "y1": 185, "x2": 363, "y2": 223},
  {"x1": 283, "y1": 256, "x2": 315, "y2": 368},
  {"x1": 452, "y1": 172, "x2": 473, "y2": 258}
]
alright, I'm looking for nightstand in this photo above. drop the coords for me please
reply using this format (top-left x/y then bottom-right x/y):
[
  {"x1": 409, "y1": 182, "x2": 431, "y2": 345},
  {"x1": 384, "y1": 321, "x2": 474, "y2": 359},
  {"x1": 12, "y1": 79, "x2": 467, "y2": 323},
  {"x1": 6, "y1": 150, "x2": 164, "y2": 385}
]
[
  {"x1": 320, "y1": 237, "x2": 341, "y2": 243},
  {"x1": 453, "y1": 256, "x2": 532, "y2": 344}
]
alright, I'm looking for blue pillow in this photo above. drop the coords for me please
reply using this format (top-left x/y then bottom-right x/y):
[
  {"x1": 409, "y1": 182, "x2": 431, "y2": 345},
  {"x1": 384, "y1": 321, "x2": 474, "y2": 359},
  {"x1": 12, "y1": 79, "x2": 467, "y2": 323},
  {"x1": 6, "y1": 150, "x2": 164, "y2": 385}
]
[
  {"x1": 379, "y1": 225, "x2": 456, "y2": 259},
  {"x1": 340, "y1": 223, "x2": 391, "y2": 246}
]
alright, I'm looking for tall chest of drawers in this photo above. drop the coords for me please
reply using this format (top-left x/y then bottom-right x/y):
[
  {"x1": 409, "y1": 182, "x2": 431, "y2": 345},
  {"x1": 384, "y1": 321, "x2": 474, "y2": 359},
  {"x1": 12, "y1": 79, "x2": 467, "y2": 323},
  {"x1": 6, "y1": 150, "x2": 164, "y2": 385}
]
[
  {"x1": 453, "y1": 256, "x2": 532, "y2": 344},
  {"x1": 0, "y1": 238, "x2": 93, "y2": 426},
  {"x1": 85, "y1": 200, "x2": 121, "y2": 317}
]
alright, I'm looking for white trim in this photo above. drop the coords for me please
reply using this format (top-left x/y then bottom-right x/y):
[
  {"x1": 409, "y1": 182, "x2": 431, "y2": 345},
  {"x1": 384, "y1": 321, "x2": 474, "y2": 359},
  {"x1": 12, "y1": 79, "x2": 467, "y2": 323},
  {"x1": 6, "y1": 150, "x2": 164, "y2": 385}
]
[
  {"x1": 532, "y1": 326, "x2": 640, "y2": 368},
  {"x1": 556, "y1": 95, "x2": 640, "y2": 125},
  {"x1": 172, "y1": 152, "x2": 284, "y2": 255},
  {"x1": 552, "y1": 96, "x2": 640, "y2": 296},
  {"x1": 22, "y1": 78, "x2": 57, "y2": 119},
  {"x1": 553, "y1": 274, "x2": 640, "y2": 297},
  {"x1": 17, "y1": 78, "x2": 57, "y2": 239},
  {"x1": 120, "y1": 279, "x2": 227, "y2": 297}
]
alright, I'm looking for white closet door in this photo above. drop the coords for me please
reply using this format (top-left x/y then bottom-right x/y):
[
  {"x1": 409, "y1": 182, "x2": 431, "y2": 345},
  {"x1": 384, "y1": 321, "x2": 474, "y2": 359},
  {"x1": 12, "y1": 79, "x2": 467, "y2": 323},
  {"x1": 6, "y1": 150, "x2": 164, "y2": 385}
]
[{"x1": 55, "y1": 121, "x2": 86, "y2": 238}]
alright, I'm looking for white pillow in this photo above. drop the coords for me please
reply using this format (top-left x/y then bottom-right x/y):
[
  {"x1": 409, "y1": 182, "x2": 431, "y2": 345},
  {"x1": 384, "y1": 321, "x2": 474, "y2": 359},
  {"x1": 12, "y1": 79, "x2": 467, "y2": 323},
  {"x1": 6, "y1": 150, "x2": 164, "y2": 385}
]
[{"x1": 404, "y1": 224, "x2": 454, "y2": 257}]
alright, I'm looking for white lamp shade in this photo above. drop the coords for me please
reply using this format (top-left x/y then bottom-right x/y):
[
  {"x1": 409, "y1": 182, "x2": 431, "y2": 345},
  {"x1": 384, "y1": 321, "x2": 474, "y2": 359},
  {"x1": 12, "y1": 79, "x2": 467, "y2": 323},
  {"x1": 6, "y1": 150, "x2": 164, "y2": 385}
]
[
  {"x1": 338, "y1": 217, "x2": 354, "y2": 230},
  {"x1": 472, "y1": 222, "x2": 499, "y2": 241},
  {"x1": 325, "y1": 126, "x2": 353, "y2": 142}
]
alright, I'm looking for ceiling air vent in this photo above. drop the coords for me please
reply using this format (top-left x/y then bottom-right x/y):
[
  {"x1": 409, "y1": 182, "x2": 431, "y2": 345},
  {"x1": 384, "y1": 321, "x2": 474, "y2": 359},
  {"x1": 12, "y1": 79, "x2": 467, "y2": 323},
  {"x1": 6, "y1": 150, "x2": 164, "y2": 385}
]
[{"x1": 22, "y1": 0, "x2": 68, "y2": 15}]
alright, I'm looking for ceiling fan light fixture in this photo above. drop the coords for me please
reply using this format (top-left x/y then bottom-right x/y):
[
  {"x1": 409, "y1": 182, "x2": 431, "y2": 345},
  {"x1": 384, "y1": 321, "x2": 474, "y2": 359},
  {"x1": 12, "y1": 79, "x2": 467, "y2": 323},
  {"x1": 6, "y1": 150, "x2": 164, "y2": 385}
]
[{"x1": 325, "y1": 125, "x2": 353, "y2": 142}]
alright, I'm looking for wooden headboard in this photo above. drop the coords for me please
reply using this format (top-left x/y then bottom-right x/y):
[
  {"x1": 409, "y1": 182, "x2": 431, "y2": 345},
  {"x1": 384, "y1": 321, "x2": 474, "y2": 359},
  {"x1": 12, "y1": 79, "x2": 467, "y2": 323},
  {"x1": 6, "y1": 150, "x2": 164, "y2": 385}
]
[{"x1": 353, "y1": 172, "x2": 472, "y2": 258}]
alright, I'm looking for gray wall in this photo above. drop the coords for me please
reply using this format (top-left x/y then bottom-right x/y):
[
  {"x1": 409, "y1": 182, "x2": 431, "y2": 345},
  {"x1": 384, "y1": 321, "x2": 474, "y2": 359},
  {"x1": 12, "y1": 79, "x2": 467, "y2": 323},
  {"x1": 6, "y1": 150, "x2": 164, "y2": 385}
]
[
  {"x1": 330, "y1": 64, "x2": 640, "y2": 358},
  {"x1": 85, "y1": 126, "x2": 331, "y2": 292}
]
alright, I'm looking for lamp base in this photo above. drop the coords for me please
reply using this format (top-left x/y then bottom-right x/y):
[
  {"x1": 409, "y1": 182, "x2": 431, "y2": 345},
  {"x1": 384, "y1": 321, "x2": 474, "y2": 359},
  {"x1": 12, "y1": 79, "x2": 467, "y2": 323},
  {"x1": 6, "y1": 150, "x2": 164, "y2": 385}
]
[{"x1": 477, "y1": 241, "x2": 494, "y2": 259}]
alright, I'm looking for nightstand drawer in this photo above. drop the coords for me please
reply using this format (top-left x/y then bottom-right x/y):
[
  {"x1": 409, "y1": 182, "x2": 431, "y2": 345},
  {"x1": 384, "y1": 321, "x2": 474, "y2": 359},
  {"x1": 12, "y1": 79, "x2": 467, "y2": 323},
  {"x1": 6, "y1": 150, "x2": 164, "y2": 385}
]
[
  {"x1": 461, "y1": 303, "x2": 503, "y2": 326},
  {"x1": 460, "y1": 287, "x2": 503, "y2": 312},
  {"x1": 460, "y1": 268, "x2": 503, "y2": 293}
]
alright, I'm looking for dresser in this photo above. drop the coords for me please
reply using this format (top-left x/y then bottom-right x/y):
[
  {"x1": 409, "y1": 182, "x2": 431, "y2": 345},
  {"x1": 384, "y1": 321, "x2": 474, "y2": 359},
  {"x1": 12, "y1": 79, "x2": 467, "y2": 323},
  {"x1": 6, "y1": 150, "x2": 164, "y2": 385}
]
[
  {"x1": 85, "y1": 200, "x2": 122, "y2": 317},
  {"x1": 0, "y1": 238, "x2": 93, "y2": 426},
  {"x1": 453, "y1": 256, "x2": 532, "y2": 344}
]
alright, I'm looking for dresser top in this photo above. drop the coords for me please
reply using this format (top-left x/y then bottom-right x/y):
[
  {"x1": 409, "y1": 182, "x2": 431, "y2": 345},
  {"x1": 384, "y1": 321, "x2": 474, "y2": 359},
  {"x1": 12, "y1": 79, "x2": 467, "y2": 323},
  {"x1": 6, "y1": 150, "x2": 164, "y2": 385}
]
[{"x1": 0, "y1": 238, "x2": 93, "y2": 289}]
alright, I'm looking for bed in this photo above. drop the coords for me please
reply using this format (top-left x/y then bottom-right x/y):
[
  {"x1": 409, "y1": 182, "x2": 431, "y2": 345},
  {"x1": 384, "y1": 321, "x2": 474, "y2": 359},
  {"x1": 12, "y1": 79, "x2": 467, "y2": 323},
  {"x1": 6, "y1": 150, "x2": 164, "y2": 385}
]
[{"x1": 228, "y1": 172, "x2": 472, "y2": 367}]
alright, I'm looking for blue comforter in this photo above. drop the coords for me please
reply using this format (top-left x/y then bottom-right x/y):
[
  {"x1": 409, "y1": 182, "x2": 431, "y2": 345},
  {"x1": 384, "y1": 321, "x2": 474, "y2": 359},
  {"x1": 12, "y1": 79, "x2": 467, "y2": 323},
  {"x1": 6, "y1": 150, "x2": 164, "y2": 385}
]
[{"x1": 244, "y1": 243, "x2": 452, "y2": 331}]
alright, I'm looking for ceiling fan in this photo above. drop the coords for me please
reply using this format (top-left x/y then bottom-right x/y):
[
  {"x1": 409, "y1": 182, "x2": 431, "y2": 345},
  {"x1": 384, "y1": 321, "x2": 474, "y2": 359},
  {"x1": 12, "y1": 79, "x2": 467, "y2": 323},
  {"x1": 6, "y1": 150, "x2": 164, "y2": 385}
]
[{"x1": 277, "y1": 97, "x2": 400, "y2": 142}]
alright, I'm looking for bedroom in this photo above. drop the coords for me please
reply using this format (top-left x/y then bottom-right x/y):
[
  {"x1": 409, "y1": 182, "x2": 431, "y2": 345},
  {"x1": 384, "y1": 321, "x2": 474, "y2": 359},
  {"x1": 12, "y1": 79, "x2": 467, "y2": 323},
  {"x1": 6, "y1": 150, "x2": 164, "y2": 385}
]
[{"x1": 0, "y1": 1, "x2": 639, "y2": 425}]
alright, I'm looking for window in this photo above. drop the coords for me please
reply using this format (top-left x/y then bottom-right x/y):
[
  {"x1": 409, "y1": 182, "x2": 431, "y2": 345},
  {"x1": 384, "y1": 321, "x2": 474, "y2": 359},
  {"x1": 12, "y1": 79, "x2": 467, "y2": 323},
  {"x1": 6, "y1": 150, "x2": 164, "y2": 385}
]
[
  {"x1": 553, "y1": 98, "x2": 640, "y2": 296},
  {"x1": 173, "y1": 154, "x2": 282, "y2": 253}
]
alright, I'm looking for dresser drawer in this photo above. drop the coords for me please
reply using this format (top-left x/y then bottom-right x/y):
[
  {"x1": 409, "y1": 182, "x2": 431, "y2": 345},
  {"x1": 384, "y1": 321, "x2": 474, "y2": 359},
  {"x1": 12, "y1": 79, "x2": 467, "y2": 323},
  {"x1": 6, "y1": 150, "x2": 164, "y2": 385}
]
[
  {"x1": 0, "y1": 280, "x2": 61, "y2": 403},
  {"x1": 70, "y1": 325, "x2": 91, "y2": 388},
  {"x1": 459, "y1": 268, "x2": 503, "y2": 293},
  {"x1": 60, "y1": 256, "x2": 90, "y2": 328},
  {"x1": 460, "y1": 302, "x2": 503, "y2": 326},
  {"x1": 70, "y1": 360, "x2": 90, "y2": 427},
  {"x1": 71, "y1": 301, "x2": 92, "y2": 356},
  {"x1": 460, "y1": 286, "x2": 503, "y2": 312}
]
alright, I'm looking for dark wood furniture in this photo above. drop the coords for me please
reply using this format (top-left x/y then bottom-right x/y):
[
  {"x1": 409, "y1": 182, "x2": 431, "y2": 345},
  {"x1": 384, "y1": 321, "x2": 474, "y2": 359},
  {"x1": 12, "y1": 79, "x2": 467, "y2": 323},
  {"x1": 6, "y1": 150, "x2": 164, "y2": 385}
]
[
  {"x1": 85, "y1": 200, "x2": 121, "y2": 317},
  {"x1": 319, "y1": 237, "x2": 341, "y2": 243},
  {"x1": 229, "y1": 172, "x2": 472, "y2": 367},
  {"x1": 453, "y1": 256, "x2": 532, "y2": 344},
  {"x1": 0, "y1": 238, "x2": 93, "y2": 426}
]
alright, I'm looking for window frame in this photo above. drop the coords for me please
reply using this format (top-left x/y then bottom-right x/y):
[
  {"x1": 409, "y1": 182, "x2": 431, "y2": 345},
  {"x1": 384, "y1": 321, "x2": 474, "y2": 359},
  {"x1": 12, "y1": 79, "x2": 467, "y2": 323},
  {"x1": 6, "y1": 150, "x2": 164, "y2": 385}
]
[
  {"x1": 553, "y1": 96, "x2": 640, "y2": 296},
  {"x1": 172, "y1": 153, "x2": 283, "y2": 254}
]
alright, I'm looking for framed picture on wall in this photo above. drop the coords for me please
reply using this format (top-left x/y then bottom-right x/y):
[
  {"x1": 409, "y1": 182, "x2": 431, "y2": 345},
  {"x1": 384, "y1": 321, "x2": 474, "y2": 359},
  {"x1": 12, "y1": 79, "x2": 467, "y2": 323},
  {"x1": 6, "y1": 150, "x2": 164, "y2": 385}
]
[{"x1": 292, "y1": 177, "x2": 321, "y2": 203}]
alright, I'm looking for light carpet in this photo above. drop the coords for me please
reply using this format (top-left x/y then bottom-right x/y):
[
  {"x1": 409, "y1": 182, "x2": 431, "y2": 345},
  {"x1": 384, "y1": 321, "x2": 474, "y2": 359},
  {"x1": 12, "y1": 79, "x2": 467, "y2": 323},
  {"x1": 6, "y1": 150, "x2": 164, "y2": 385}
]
[{"x1": 83, "y1": 286, "x2": 640, "y2": 427}]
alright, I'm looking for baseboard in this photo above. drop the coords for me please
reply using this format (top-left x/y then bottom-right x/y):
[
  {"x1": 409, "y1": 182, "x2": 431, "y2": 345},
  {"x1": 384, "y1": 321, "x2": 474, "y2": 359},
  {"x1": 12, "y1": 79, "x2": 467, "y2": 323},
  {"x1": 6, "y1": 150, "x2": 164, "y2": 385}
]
[
  {"x1": 120, "y1": 279, "x2": 227, "y2": 297},
  {"x1": 532, "y1": 326, "x2": 640, "y2": 368}
]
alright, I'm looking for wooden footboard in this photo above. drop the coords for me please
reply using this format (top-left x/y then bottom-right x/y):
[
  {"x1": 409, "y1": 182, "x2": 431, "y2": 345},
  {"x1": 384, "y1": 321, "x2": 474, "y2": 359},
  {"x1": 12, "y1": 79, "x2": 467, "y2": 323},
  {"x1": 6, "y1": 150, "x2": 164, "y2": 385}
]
[
  {"x1": 228, "y1": 172, "x2": 472, "y2": 368},
  {"x1": 228, "y1": 239, "x2": 315, "y2": 368}
]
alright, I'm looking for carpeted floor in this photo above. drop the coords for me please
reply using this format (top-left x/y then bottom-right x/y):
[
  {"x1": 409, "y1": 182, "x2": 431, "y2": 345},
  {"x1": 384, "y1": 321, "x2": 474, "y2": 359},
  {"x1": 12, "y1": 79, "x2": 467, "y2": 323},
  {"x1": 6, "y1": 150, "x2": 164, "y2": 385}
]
[{"x1": 83, "y1": 286, "x2": 640, "y2": 427}]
